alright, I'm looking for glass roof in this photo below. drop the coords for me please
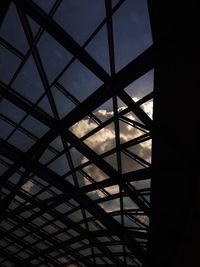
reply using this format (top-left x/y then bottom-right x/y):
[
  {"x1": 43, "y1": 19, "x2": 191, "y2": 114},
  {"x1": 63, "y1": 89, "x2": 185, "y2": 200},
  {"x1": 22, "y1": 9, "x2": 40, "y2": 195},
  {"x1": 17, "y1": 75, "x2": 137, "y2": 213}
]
[{"x1": 0, "y1": 0, "x2": 154, "y2": 266}]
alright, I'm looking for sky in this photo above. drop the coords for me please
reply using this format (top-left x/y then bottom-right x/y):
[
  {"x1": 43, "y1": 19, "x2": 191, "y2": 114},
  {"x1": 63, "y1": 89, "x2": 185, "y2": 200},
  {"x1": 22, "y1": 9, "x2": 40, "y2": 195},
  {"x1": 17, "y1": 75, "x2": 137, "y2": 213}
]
[
  {"x1": 0, "y1": 0, "x2": 153, "y2": 214},
  {"x1": 0, "y1": 1, "x2": 152, "y2": 264}
]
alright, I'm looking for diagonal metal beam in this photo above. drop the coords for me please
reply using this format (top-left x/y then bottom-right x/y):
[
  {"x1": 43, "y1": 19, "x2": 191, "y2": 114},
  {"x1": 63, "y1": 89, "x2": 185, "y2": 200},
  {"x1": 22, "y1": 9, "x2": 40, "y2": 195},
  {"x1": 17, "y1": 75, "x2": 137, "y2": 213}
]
[
  {"x1": 0, "y1": 139, "x2": 146, "y2": 264},
  {"x1": 63, "y1": 130, "x2": 150, "y2": 214},
  {"x1": 118, "y1": 90, "x2": 153, "y2": 129},
  {"x1": 0, "y1": 45, "x2": 154, "y2": 185},
  {"x1": 13, "y1": 0, "x2": 110, "y2": 83}
]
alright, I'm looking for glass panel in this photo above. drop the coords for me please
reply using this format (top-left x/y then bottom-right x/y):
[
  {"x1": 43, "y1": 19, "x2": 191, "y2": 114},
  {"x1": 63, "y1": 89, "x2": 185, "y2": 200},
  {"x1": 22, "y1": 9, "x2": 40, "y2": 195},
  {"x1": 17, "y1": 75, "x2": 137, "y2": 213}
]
[
  {"x1": 70, "y1": 147, "x2": 87, "y2": 168},
  {"x1": 8, "y1": 130, "x2": 35, "y2": 152},
  {"x1": 121, "y1": 151, "x2": 144, "y2": 173},
  {"x1": 27, "y1": 16, "x2": 40, "y2": 37},
  {"x1": 55, "y1": 232, "x2": 70, "y2": 241},
  {"x1": 12, "y1": 55, "x2": 45, "y2": 103},
  {"x1": 0, "y1": 45, "x2": 21, "y2": 84},
  {"x1": 17, "y1": 251, "x2": 32, "y2": 259},
  {"x1": 112, "y1": 0, "x2": 120, "y2": 8},
  {"x1": 0, "y1": 3, "x2": 29, "y2": 53},
  {"x1": 51, "y1": 86, "x2": 75, "y2": 119},
  {"x1": 43, "y1": 224, "x2": 58, "y2": 234},
  {"x1": 93, "y1": 98, "x2": 114, "y2": 122},
  {"x1": 37, "y1": 190, "x2": 53, "y2": 200},
  {"x1": 39, "y1": 149, "x2": 56, "y2": 164},
  {"x1": 124, "y1": 70, "x2": 154, "y2": 100},
  {"x1": 70, "y1": 116, "x2": 98, "y2": 139},
  {"x1": 113, "y1": 0, "x2": 152, "y2": 71},
  {"x1": 123, "y1": 197, "x2": 139, "y2": 209},
  {"x1": 100, "y1": 198, "x2": 120, "y2": 212},
  {"x1": 33, "y1": 0, "x2": 55, "y2": 13},
  {"x1": 37, "y1": 32, "x2": 72, "y2": 83},
  {"x1": 21, "y1": 180, "x2": 41, "y2": 195},
  {"x1": 86, "y1": 25, "x2": 110, "y2": 74},
  {"x1": 37, "y1": 95, "x2": 54, "y2": 117},
  {"x1": 84, "y1": 122, "x2": 115, "y2": 154},
  {"x1": 55, "y1": 203, "x2": 72, "y2": 213},
  {"x1": 21, "y1": 115, "x2": 49, "y2": 138},
  {"x1": 49, "y1": 136, "x2": 64, "y2": 152},
  {"x1": 0, "y1": 163, "x2": 8, "y2": 176},
  {"x1": 0, "y1": 99, "x2": 25, "y2": 123},
  {"x1": 104, "y1": 153, "x2": 118, "y2": 170},
  {"x1": 54, "y1": 0, "x2": 105, "y2": 45},
  {"x1": 83, "y1": 163, "x2": 108, "y2": 183},
  {"x1": 48, "y1": 153, "x2": 69, "y2": 175},
  {"x1": 132, "y1": 179, "x2": 150, "y2": 190},
  {"x1": 67, "y1": 209, "x2": 83, "y2": 222},
  {"x1": 119, "y1": 119, "x2": 145, "y2": 144},
  {"x1": 127, "y1": 139, "x2": 152, "y2": 164},
  {"x1": 59, "y1": 59, "x2": 103, "y2": 101},
  {"x1": 140, "y1": 99, "x2": 153, "y2": 119},
  {"x1": 0, "y1": 119, "x2": 14, "y2": 139}
]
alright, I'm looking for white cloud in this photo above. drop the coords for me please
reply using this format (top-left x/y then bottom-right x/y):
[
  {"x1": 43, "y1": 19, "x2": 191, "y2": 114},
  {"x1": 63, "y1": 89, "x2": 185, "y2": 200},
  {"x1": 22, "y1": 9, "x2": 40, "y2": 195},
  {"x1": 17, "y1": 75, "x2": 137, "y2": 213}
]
[{"x1": 70, "y1": 100, "x2": 152, "y2": 214}]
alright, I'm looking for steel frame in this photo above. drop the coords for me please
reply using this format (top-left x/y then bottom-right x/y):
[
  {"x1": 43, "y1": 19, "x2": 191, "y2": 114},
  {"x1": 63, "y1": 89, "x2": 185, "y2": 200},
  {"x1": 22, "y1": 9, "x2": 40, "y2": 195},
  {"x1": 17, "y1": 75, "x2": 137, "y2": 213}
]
[{"x1": 0, "y1": 0, "x2": 154, "y2": 266}]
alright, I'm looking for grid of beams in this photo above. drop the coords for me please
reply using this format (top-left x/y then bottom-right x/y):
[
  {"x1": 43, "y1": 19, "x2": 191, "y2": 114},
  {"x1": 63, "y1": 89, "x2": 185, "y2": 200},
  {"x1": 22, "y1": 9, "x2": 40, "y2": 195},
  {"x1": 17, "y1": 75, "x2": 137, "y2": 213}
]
[{"x1": 0, "y1": 0, "x2": 154, "y2": 266}]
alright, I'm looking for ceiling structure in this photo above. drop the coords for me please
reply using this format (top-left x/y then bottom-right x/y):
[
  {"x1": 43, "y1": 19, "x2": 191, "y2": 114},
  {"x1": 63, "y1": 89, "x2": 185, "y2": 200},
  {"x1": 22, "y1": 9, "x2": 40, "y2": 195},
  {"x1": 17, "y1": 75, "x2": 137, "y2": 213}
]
[{"x1": 0, "y1": 1, "x2": 154, "y2": 266}]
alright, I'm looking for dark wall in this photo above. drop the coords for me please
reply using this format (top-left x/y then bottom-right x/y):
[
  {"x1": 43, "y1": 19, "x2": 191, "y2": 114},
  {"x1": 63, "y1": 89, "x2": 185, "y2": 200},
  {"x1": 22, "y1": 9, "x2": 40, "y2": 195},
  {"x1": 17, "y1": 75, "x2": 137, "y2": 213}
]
[{"x1": 147, "y1": 1, "x2": 200, "y2": 267}]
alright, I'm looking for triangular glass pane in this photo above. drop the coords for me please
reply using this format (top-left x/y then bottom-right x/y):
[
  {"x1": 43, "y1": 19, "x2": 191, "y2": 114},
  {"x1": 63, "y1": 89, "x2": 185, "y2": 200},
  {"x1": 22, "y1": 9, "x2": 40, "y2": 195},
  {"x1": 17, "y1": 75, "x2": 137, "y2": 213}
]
[
  {"x1": 0, "y1": 99, "x2": 25, "y2": 123},
  {"x1": 49, "y1": 136, "x2": 64, "y2": 152},
  {"x1": 124, "y1": 70, "x2": 154, "y2": 100},
  {"x1": 39, "y1": 148, "x2": 56, "y2": 165},
  {"x1": 0, "y1": 3, "x2": 29, "y2": 52},
  {"x1": 59, "y1": 59, "x2": 103, "y2": 101},
  {"x1": 48, "y1": 153, "x2": 70, "y2": 175},
  {"x1": 104, "y1": 185, "x2": 119, "y2": 195},
  {"x1": 0, "y1": 119, "x2": 14, "y2": 139},
  {"x1": 51, "y1": 87, "x2": 75, "y2": 119},
  {"x1": 117, "y1": 96, "x2": 128, "y2": 110},
  {"x1": 21, "y1": 115, "x2": 49, "y2": 138},
  {"x1": 100, "y1": 197, "x2": 120, "y2": 212},
  {"x1": 27, "y1": 16, "x2": 40, "y2": 37},
  {"x1": 119, "y1": 119, "x2": 145, "y2": 144},
  {"x1": 37, "y1": 95, "x2": 54, "y2": 117},
  {"x1": 67, "y1": 209, "x2": 83, "y2": 222},
  {"x1": 113, "y1": 0, "x2": 152, "y2": 71},
  {"x1": 8, "y1": 130, "x2": 35, "y2": 152},
  {"x1": 140, "y1": 99, "x2": 153, "y2": 119},
  {"x1": 12, "y1": 55, "x2": 45, "y2": 103},
  {"x1": 93, "y1": 98, "x2": 114, "y2": 122},
  {"x1": 104, "y1": 153, "x2": 118, "y2": 171},
  {"x1": 83, "y1": 163, "x2": 108, "y2": 182},
  {"x1": 86, "y1": 25, "x2": 110, "y2": 74},
  {"x1": 131, "y1": 179, "x2": 151, "y2": 190},
  {"x1": 123, "y1": 196, "x2": 139, "y2": 209},
  {"x1": 0, "y1": 46, "x2": 21, "y2": 84},
  {"x1": 112, "y1": 0, "x2": 120, "y2": 8},
  {"x1": 127, "y1": 139, "x2": 152, "y2": 164},
  {"x1": 37, "y1": 32, "x2": 72, "y2": 83},
  {"x1": 54, "y1": 0, "x2": 106, "y2": 45},
  {"x1": 21, "y1": 179, "x2": 41, "y2": 196},
  {"x1": 75, "y1": 171, "x2": 90, "y2": 188},
  {"x1": 70, "y1": 115, "x2": 99, "y2": 138},
  {"x1": 33, "y1": 0, "x2": 55, "y2": 13},
  {"x1": 70, "y1": 147, "x2": 88, "y2": 168},
  {"x1": 121, "y1": 151, "x2": 144, "y2": 173},
  {"x1": 84, "y1": 122, "x2": 116, "y2": 154},
  {"x1": 64, "y1": 174, "x2": 75, "y2": 186}
]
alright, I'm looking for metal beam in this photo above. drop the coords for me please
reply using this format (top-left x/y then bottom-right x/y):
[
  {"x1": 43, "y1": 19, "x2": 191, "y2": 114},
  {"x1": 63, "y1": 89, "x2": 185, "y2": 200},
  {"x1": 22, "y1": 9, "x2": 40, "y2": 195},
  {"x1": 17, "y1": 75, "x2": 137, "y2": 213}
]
[
  {"x1": 13, "y1": 0, "x2": 110, "y2": 83},
  {"x1": 0, "y1": 140, "x2": 146, "y2": 263}
]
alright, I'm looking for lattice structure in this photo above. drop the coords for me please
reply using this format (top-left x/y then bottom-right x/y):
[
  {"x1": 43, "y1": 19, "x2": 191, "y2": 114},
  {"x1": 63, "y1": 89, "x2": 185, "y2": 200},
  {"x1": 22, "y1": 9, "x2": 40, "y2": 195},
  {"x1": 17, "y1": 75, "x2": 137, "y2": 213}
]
[{"x1": 0, "y1": 1, "x2": 154, "y2": 266}]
